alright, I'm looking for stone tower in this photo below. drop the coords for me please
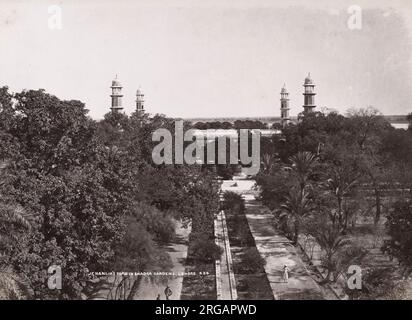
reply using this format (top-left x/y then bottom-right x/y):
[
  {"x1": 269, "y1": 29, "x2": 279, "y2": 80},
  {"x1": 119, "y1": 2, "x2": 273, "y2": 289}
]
[
  {"x1": 110, "y1": 75, "x2": 123, "y2": 113},
  {"x1": 280, "y1": 84, "x2": 290, "y2": 127},
  {"x1": 303, "y1": 73, "x2": 316, "y2": 113},
  {"x1": 136, "y1": 88, "x2": 145, "y2": 117}
]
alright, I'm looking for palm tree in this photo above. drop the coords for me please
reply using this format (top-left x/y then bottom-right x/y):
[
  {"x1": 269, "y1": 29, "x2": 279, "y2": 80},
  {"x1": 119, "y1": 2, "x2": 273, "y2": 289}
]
[
  {"x1": 287, "y1": 151, "x2": 318, "y2": 191},
  {"x1": 0, "y1": 204, "x2": 31, "y2": 254},
  {"x1": 323, "y1": 165, "x2": 360, "y2": 230},
  {"x1": 261, "y1": 153, "x2": 273, "y2": 173},
  {"x1": 311, "y1": 225, "x2": 349, "y2": 282},
  {"x1": 0, "y1": 204, "x2": 32, "y2": 299},
  {"x1": 280, "y1": 151, "x2": 318, "y2": 244},
  {"x1": 261, "y1": 152, "x2": 280, "y2": 174},
  {"x1": 281, "y1": 186, "x2": 313, "y2": 244}
]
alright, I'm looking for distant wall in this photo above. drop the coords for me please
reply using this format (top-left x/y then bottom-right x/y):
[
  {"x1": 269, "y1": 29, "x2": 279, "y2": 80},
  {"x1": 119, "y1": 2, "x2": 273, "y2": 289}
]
[{"x1": 182, "y1": 115, "x2": 408, "y2": 128}]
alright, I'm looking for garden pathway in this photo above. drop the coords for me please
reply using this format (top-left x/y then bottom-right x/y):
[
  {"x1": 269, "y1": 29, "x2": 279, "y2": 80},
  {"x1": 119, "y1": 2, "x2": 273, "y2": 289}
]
[
  {"x1": 133, "y1": 220, "x2": 191, "y2": 300},
  {"x1": 222, "y1": 178, "x2": 323, "y2": 300},
  {"x1": 89, "y1": 219, "x2": 190, "y2": 300},
  {"x1": 214, "y1": 210, "x2": 238, "y2": 300}
]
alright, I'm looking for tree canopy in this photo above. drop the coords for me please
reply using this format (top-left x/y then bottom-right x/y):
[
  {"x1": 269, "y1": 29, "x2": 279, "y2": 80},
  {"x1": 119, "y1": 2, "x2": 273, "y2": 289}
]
[{"x1": 0, "y1": 86, "x2": 221, "y2": 299}]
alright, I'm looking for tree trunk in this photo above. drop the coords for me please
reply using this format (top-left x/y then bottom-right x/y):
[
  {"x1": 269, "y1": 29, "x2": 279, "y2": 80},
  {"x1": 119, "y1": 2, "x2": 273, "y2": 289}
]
[
  {"x1": 126, "y1": 275, "x2": 142, "y2": 300},
  {"x1": 293, "y1": 219, "x2": 300, "y2": 245},
  {"x1": 343, "y1": 209, "x2": 349, "y2": 232},
  {"x1": 374, "y1": 187, "x2": 381, "y2": 227},
  {"x1": 324, "y1": 268, "x2": 332, "y2": 283}
]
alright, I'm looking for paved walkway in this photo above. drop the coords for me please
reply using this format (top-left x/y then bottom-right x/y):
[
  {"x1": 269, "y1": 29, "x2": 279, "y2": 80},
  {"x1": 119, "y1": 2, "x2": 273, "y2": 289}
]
[
  {"x1": 214, "y1": 210, "x2": 237, "y2": 300},
  {"x1": 133, "y1": 220, "x2": 191, "y2": 300},
  {"x1": 89, "y1": 219, "x2": 190, "y2": 300},
  {"x1": 222, "y1": 179, "x2": 323, "y2": 300}
]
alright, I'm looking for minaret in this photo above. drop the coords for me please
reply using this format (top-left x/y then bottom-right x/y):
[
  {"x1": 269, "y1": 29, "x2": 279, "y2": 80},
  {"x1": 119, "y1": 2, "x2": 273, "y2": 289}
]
[
  {"x1": 280, "y1": 84, "x2": 290, "y2": 127},
  {"x1": 110, "y1": 75, "x2": 123, "y2": 113},
  {"x1": 136, "y1": 87, "x2": 145, "y2": 117},
  {"x1": 303, "y1": 73, "x2": 316, "y2": 113}
]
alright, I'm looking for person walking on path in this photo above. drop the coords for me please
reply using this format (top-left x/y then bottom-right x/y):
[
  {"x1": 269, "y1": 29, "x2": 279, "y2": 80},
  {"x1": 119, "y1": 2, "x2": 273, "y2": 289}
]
[
  {"x1": 164, "y1": 285, "x2": 172, "y2": 300},
  {"x1": 282, "y1": 265, "x2": 289, "y2": 283}
]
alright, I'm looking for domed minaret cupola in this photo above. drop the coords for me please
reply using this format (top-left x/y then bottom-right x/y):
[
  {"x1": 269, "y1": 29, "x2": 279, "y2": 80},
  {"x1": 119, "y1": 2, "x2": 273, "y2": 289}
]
[
  {"x1": 136, "y1": 87, "x2": 145, "y2": 117},
  {"x1": 280, "y1": 83, "x2": 290, "y2": 127},
  {"x1": 303, "y1": 73, "x2": 316, "y2": 113},
  {"x1": 110, "y1": 75, "x2": 123, "y2": 113}
]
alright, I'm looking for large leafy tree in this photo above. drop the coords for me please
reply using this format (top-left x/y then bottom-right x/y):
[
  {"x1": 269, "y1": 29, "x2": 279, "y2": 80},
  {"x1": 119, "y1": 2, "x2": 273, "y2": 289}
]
[
  {"x1": 10, "y1": 168, "x2": 126, "y2": 299},
  {"x1": 0, "y1": 85, "x2": 221, "y2": 300},
  {"x1": 9, "y1": 89, "x2": 96, "y2": 173},
  {"x1": 345, "y1": 107, "x2": 393, "y2": 226},
  {"x1": 382, "y1": 200, "x2": 412, "y2": 279},
  {"x1": 0, "y1": 89, "x2": 128, "y2": 298}
]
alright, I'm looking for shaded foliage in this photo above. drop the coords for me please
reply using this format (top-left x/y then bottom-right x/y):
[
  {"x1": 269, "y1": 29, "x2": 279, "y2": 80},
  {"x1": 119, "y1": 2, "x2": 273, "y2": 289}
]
[{"x1": 0, "y1": 86, "x2": 220, "y2": 299}]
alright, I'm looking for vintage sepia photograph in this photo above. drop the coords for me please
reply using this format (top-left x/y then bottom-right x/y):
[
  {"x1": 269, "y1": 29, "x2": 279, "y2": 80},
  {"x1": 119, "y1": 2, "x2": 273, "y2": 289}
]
[{"x1": 1, "y1": 0, "x2": 412, "y2": 305}]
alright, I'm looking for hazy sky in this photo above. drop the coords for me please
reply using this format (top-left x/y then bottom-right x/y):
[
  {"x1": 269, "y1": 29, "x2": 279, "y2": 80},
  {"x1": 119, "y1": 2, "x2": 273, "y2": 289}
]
[{"x1": 1, "y1": 0, "x2": 412, "y2": 119}]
